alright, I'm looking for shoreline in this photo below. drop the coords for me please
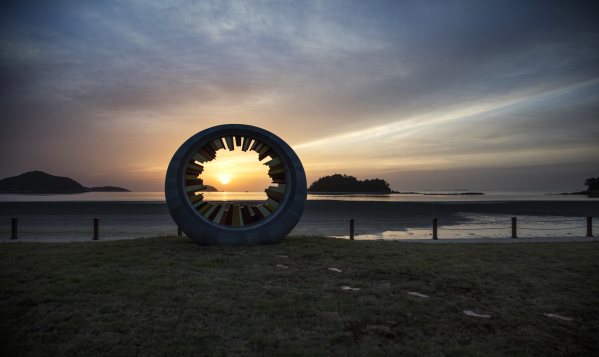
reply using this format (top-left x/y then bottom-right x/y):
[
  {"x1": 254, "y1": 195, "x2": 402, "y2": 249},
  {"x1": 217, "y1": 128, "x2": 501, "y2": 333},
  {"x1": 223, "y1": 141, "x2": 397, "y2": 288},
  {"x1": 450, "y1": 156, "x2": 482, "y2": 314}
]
[
  {"x1": 2, "y1": 199, "x2": 598, "y2": 213},
  {"x1": 2, "y1": 201, "x2": 597, "y2": 242},
  {"x1": 2, "y1": 191, "x2": 599, "y2": 204},
  {"x1": 307, "y1": 192, "x2": 485, "y2": 195},
  {"x1": 2, "y1": 235, "x2": 597, "y2": 244}
]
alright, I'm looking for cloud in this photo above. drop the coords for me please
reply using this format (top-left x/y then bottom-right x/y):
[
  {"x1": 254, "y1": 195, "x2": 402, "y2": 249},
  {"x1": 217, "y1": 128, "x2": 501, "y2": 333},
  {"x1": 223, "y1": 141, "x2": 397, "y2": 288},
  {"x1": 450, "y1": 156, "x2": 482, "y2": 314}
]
[{"x1": 1, "y1": 0, "x2": 598, "y2": 191}]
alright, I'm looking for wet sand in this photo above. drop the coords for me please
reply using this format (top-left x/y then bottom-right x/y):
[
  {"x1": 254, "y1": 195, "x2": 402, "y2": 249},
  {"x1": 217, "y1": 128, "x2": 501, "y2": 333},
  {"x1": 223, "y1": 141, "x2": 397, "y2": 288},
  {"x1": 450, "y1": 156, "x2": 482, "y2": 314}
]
[
  {"x1": 301, "y1": 200, "x2": 599, "y2": 221},
  {"x1": 392, "y1": 236, "x2": 598, "y2": 243},
  {"x1": 2, "y1": 200, "x2": 598, "y2": 218},
  {"x1": 1, "y1": 200, "x2": 597, "y2": 242},
  {"x1": 4, "y1": 236, "x2": 597, "y2": 243}
]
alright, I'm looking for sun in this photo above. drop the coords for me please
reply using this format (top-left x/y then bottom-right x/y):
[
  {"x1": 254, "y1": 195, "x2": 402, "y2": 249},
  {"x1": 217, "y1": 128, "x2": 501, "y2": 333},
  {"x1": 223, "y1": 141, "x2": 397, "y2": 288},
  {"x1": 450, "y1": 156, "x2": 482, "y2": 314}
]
[{"x1": 220, "y1": 178, "x2": 230, "y2": 184}]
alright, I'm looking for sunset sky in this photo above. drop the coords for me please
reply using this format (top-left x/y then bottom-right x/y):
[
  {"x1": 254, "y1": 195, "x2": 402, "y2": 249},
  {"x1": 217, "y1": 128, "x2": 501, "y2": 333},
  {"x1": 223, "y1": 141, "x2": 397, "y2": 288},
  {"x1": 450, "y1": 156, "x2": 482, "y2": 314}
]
[{"x1": 1, "y1": 0, "x2": 598, "y2": 192}]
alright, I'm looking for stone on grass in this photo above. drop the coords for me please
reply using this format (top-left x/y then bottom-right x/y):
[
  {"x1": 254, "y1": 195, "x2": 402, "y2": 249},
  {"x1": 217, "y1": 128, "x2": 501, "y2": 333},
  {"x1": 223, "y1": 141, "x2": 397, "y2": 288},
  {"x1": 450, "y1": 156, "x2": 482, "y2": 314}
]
[
  {"x1": 543, "y1": 313, "x2": 573, "y2": 321},
  {"x1": 407, "y1": 292, "x2": 429, "y2": 298},
  {"x1": 463, "y1": 310, "x2": 491, "y2": 319}
]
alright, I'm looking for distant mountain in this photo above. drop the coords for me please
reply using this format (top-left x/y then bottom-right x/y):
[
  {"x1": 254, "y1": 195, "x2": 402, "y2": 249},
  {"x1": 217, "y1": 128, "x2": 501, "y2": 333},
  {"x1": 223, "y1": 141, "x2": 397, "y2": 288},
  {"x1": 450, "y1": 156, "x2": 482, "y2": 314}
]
[
  {"x1": 0, "y1": 171, "x2": 88, "y2": 194},
  {"x1": 205, "y1": 185, "x2": 218, "y2": 192},
  {"x1": 0, "y1": 171, "x2": 129, "y2": 194},
  {"x1": 86, "y1": 186, "x2": 131, "y2": 192}
]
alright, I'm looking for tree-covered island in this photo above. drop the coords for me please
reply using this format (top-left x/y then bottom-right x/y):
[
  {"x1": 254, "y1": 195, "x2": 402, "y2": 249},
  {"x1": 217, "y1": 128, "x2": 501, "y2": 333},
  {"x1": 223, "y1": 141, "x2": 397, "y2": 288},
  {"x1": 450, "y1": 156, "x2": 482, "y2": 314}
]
[
  {"x1": 308, "y1": 174, "x2": 392, "y2": 193},
  {"x1": 584, "y1": 177, "x2": 598, "y2": 192},
  {"x1": 559, "y1": 176, "x2": 598, "y2": 197}
]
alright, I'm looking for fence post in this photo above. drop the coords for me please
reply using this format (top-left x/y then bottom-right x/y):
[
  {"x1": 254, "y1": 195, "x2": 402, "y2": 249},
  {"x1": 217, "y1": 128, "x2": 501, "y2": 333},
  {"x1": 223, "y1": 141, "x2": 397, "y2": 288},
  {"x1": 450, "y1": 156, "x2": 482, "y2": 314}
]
[
  {"x1": 11, "y1": 218, "x2": 17, "y2": 240},
  {"x1": 511, "y1": 217, "x2": 517, "y2": 238},
  {"x1": 587, "y1": 217, "x2": 593, "y2": 237},
  {"x1": 349, "y1": 219, "x2": 354, "y2": 240},
  {"x1": 178, "y1": 227, "x2": 182, "y2": 236},
  {"x1": 432, "y1": 218, "x2": 438, "y2": 239},
  {"x1": 93, "y1": 218, "x2": 99, "y2": 240}
]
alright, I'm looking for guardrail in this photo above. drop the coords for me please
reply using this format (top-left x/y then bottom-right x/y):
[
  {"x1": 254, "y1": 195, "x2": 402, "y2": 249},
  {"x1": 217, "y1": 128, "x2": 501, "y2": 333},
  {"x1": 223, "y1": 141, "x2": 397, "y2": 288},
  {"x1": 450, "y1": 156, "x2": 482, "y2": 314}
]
[
  {"x1": 5, "y1": 216, "x2": 596, "y2": 240},
  {"x1": 305, "y1": 217, "x2": 595, "y2": 240},
  {"x1": 8, "y1": 218, "x2": 181, "y2": 240}
]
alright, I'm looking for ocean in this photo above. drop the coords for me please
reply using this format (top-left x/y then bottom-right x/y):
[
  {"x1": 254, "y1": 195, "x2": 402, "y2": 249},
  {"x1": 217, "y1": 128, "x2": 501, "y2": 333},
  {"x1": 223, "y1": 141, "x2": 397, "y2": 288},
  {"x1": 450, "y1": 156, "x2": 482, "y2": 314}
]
[{"x1": 0, "y1": 191, "x2": 596, "y2": 203}]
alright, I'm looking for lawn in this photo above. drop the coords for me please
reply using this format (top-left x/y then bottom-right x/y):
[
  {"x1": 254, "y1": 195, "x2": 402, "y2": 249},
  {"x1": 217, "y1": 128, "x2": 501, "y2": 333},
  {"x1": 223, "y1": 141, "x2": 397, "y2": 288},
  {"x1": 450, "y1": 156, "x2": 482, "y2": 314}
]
[{"x1": 0, "y1": 237, "x2": 598, "y2": 356}]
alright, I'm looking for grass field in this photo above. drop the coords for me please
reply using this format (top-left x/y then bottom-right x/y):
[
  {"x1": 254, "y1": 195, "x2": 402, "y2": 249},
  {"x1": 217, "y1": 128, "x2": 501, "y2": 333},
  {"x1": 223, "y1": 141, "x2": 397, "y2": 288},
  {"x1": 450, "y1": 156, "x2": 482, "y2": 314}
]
[{"x1": 1, "y1": 236, "x2": 598, "y2": 356}]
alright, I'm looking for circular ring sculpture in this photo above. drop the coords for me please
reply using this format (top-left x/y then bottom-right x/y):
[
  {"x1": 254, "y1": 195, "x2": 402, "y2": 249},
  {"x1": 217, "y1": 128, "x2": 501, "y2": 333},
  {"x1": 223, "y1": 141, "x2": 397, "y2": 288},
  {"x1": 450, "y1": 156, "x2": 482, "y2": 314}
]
[{"x1": 165, "y1": 124, "x2": 307, "y2": 245}]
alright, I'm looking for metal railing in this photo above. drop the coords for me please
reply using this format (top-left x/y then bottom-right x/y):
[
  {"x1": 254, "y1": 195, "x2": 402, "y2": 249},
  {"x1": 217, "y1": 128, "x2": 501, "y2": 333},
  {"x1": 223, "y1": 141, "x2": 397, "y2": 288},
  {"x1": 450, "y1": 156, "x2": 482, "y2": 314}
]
[
  {"x1": 4, "y1": 216, "x2": 596, "y2": 241},
  {"x1": 292, "y1": 217, "x2": 595, "y2": 240}
]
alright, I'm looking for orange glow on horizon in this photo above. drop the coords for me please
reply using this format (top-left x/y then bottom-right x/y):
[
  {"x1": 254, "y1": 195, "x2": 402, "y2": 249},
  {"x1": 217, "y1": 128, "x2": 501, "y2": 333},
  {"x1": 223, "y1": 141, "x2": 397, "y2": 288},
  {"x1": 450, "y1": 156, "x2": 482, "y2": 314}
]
[{"x1": 199, "y1": 148, "x2": 272, "y2": 192}]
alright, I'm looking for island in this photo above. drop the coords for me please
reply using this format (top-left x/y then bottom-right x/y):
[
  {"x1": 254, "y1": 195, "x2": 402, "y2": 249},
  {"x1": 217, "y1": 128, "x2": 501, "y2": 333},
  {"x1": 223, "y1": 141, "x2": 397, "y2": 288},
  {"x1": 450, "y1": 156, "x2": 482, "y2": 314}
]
[
  {"x1": 306, "y1": 174, "x2": 486, "y2": 195},
  {"x1": 308, "y1": 174, "x2": 392, "y2": 193},
  {"x1": 0, "y1": 171, "x2": 130, "y2": 194},
  {"x1": 557, "y1": 176, "x2": 598, "y2": 197}
]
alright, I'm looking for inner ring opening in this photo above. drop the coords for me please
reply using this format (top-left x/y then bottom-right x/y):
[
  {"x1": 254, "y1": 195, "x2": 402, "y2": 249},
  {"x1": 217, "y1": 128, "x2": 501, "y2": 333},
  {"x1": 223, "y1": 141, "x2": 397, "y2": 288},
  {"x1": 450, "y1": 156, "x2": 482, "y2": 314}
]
[{"x1": 184, "y1": 135, "x2": 287, "y2": 227}]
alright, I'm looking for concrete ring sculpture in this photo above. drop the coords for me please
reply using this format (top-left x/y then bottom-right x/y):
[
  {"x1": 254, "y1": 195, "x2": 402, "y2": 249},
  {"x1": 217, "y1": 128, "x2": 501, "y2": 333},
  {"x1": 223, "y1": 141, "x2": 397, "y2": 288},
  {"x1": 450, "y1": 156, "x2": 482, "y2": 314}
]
[{"x1": 165, "y1": 124, "x2": 307, "y2": 245}]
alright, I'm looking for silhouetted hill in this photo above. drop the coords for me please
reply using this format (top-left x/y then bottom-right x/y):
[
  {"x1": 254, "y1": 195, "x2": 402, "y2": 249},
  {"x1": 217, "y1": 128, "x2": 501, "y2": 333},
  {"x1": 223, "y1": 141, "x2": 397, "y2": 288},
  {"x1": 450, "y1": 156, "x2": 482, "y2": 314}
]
[
  {"x1": 0, "y1": 171, "x2": 130, "y2": 194},
  {"x1": 308, "y1": 174, "x2": 391, "y2": 193},
  {"x1": 205, "y1": 185, "x2": 218, "y2": 192},
  {"x1": 0, "y1": 171, "x2": 88, "y2": 194}
]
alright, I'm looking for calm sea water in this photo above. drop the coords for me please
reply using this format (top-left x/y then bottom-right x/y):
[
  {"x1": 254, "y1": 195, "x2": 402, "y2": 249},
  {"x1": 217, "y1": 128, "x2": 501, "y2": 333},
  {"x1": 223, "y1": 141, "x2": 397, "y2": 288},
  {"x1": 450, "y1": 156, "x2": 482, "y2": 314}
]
[{"x1": 0, "y1": 191, "x2": 596, "y2": 202}]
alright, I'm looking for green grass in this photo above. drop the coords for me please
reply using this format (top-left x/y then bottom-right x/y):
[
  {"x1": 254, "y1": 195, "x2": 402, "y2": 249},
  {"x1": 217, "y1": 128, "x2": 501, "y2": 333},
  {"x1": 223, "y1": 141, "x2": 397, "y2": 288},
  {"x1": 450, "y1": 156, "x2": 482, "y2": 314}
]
[{"x1": 0, "y1": 237, "x2": 598, "y2": 356}]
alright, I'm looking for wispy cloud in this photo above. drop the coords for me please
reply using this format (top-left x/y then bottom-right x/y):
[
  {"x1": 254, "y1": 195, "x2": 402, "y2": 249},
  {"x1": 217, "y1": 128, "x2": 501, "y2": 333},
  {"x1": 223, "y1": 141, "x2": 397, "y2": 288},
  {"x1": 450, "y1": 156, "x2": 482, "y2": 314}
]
[{"x1": 1, "y1": 0, "x2": 598, "y2": 191}]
